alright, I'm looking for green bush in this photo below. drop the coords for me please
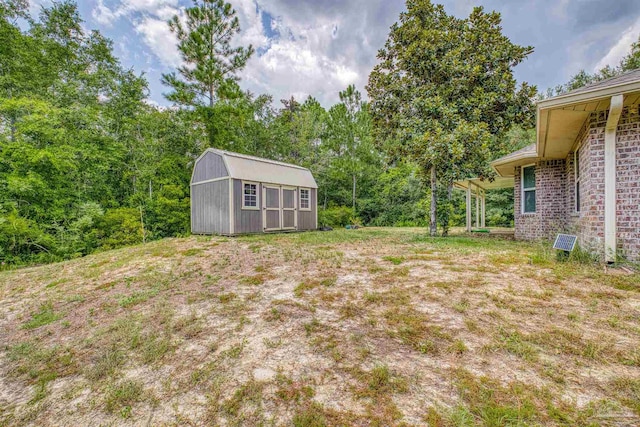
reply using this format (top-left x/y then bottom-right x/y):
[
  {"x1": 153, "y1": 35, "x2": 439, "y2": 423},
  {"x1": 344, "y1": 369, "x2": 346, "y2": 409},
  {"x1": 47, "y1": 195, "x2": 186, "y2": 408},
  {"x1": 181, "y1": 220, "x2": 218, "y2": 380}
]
[
  {"x1": 96, "y1": 208, "x2": 144, "y2": 250},
  {"x1": 147, "y1": 184, "x2": 190, "y2": 238},
  {"x1": 318, "y1": 206, "x2": 359, "y2": 228},
  {"x1": 0, "y1": 209, "x2": 58, "y2": 266}
]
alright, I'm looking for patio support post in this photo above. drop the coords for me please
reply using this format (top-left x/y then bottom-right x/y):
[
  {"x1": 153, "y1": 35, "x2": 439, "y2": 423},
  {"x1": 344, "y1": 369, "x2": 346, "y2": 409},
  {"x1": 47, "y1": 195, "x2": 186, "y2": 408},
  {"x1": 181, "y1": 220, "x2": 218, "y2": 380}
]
[
  {"x1": 604, "y1": 94, "x2": 623, "y2": 263},
  {"x1": 475, "y1": 188, "x2": 480, "y2": 228},
  {"x1": 481, "y1": 190, "x2": 486, "y2": 228},
  {"x1": 466, "y1": 181, "x2": 472, "y2": 232}
]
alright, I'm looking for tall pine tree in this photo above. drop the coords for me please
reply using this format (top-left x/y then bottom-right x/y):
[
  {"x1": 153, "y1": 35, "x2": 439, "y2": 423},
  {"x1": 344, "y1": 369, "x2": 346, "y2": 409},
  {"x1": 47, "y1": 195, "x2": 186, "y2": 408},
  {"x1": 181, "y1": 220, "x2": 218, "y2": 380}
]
[{"x1": 162, "y1": 0, "x2": 254, "y2": 147}]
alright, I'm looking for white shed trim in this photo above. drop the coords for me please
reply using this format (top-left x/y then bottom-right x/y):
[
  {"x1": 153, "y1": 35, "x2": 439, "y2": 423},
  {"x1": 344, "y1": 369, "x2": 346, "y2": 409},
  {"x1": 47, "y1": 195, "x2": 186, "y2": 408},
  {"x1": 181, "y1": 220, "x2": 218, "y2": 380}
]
[
  {"x1": 190, "y1": 176, "x2": 229, "y2": 187},
  {"x1": 299, "y1": 187, "x2": 311, "y2": 211},
  {"x1": 241, "y1": 180, "x2": 260, "y2": 210},
  {"x1": 229, "y1": 178, "x2": 235, "y2": 235}
]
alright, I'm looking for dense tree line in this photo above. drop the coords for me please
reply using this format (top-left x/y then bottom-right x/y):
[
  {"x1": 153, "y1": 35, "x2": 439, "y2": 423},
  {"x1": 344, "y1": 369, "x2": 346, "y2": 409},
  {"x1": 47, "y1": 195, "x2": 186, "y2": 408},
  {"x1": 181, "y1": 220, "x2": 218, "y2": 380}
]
[
  {"x1": 3, "y1": 0, "x2": 636, "y2": 266},
  {"x1": 0, "y1": 0, "x2": 431, "y2": 266}
]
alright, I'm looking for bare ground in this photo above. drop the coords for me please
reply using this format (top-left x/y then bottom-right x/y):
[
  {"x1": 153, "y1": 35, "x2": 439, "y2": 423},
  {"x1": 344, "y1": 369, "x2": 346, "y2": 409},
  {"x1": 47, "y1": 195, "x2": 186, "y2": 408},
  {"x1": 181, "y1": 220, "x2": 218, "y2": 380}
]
[{"x1": 1, "y1": 228, "x2": 639, "y2": 426}]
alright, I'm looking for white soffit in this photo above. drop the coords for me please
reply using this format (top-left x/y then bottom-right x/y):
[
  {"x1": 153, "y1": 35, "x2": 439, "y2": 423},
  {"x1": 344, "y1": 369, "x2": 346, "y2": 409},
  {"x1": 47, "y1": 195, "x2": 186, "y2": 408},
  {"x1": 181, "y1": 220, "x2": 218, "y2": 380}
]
[{"x1": 539, "y1": 109, "x2": 590, "y2": 159}]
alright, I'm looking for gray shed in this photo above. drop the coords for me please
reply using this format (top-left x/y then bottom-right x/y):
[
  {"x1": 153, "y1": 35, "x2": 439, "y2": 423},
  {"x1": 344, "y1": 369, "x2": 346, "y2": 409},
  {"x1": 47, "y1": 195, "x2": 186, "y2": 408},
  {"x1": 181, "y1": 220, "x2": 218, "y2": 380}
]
[{"x1": 190, "y1": 148, "x2": 318, "y2": 235}]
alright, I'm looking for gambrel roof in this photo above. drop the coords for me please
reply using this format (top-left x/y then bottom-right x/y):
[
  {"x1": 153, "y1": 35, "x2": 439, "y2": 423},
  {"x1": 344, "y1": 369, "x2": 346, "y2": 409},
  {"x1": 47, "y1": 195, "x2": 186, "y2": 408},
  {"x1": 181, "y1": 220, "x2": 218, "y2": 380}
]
[{"x1": 195, "y1": 148, "x2": 318, "y2": 188}]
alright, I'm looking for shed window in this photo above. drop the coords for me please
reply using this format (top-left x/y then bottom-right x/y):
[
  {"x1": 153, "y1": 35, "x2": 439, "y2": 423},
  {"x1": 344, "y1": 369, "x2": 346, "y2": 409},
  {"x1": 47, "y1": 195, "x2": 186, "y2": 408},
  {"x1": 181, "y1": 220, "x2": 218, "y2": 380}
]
[
  {"x1": 574, "y1": 150, "x2": 580, "y2": 212},
  {"x1": 243, "y1": 182, "x2": 258, "y2": 209},
  {"x1": 522, "y1": 165, "x2": 536, "y2": 214},
  {"x1": 300, "y1": 188, "x2": 310, "y2": 210}
]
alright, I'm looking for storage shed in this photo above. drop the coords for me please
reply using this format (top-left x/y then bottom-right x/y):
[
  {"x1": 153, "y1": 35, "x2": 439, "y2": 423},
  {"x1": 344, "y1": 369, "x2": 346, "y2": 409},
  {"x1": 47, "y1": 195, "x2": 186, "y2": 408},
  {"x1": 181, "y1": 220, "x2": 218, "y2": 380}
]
[{"x1": 190, "y1": 148, "x2": 318, "y2": 235}]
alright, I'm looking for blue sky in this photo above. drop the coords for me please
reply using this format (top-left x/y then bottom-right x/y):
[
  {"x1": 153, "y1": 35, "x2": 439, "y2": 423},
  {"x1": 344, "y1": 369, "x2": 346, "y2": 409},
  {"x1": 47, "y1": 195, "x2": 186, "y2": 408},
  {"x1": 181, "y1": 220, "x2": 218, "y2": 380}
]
[{"x1": 28, "y1": 0, "x2": 640, "y2": 108}]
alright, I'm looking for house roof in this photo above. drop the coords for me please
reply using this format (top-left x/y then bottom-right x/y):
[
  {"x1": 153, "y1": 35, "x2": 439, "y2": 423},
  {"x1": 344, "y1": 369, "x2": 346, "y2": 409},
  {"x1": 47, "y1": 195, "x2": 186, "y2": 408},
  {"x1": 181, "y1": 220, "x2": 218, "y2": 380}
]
[
  {"x1": 493, "y1": 69, "x2": 640, "y2": 177},
  {"x1": 536, "y1": 69, "x2": 640, "y2": 162},
  {"x1": 543, "y1": 69, "x2": 640, "y2": 99},
  {"x1": 203, "y1": 148, "x2": 318, "y2": 188},
  {"x1": 491, "y1": 144, "x2": 538, "y2": 177}
]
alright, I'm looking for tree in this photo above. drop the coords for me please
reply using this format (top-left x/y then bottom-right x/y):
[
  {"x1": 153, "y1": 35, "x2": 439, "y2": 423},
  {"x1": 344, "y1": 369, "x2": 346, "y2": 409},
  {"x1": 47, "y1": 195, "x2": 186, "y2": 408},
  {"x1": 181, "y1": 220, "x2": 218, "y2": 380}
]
[
  {"x1": 621, "y1": 35, "x2": 640, "y2": 71},
  {"x1": 325, "y1": 85, "x2": 379, "y2": 212},
  {"x1": 367, "y1": 0, "x2": 536, "y2": 236},
  {"x1": 162, "y1": 0, "x2": 254, "y2": 146},
  {"x1": 0, "y1": 1, "x2": 199, "y2": 265}
]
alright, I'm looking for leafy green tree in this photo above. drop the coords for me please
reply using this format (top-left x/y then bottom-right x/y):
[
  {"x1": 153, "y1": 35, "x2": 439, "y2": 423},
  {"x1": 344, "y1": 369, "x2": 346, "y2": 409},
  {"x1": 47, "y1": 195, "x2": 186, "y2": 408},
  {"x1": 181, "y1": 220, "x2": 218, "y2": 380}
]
[
  {"x1": 359, "y1": 162, "x2": 428, "y2": 226},
  {"x1": 367, "y1": 0, "x2": 536, "y2": 236},
  {"x1": 0, "y1": 1, "x2": 196, "y2": 265},
  {"x1": 162, "y1": 0, "x2": 254, "y2": 147},
  {"x1": 325, "y1": 85, "x2": 379, "y2": 212},
  {"x1": 621, "y1": 36, "x2": 640, "y2": 71}
]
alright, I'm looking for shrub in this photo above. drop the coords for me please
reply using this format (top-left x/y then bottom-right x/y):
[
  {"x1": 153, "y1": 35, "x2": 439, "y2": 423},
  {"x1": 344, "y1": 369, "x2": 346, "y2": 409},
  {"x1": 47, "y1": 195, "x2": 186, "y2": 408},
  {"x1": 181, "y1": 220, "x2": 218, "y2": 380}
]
[
  {"x1": 318, "y1": 206, "x2": 358, "y2": 228},
  {"x1": 96, "y1": 208, "x2": 144, "y2": 250},
  {"x1": 147, "y1": 184, "x2": 190, "y2": 238}
]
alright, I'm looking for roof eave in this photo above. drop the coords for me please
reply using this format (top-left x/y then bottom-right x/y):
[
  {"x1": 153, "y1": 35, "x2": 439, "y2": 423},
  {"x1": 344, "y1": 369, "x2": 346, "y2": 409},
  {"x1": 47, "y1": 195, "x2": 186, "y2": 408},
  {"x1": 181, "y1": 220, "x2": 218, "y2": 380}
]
[
  {"x1": 491, "y1": 152, "x2": 539, "y2": 177},
  {"x1": 537, "y1": 80, "x2": 640, "y2": 111}
]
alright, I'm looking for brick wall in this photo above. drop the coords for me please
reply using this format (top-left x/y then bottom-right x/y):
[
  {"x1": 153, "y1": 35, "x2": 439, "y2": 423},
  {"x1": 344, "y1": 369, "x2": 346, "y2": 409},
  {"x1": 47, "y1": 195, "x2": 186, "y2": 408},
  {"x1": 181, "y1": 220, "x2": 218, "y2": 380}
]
[
  {"x1": 514, "y1": 160, "x2": 567, "y2": 240},
  {"x1": 515, "y1": 104, "x2": 640, "y2": 261},
  {"x1": 566, "y1": 111, "x2": 606, "y2": 255},
  {"x1": 616, "y1": 105, "x2": 640, "y2": 261}
]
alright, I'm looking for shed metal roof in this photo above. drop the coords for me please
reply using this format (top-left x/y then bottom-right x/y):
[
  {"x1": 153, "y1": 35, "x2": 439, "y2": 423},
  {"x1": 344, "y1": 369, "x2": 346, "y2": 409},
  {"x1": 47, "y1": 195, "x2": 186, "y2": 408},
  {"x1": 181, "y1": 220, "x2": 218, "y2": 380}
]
[{"x1": 199, "y1": 148, "x2": 318, "y2": 188}]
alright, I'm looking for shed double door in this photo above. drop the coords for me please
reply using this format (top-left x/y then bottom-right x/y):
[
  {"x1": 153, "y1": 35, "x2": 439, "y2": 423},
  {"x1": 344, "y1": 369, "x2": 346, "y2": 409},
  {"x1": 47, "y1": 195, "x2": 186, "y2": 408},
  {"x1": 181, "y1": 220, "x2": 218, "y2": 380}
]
[{"x1": 263, "y1": 185, "x2": 297, "y2": 231}]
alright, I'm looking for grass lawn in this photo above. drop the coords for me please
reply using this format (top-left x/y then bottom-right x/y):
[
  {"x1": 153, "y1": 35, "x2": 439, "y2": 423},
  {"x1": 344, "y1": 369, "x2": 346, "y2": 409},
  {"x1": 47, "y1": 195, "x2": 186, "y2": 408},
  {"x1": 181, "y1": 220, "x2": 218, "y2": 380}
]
[{"x1": 1, "y1": 227, "x2": 639, "y2": 426}]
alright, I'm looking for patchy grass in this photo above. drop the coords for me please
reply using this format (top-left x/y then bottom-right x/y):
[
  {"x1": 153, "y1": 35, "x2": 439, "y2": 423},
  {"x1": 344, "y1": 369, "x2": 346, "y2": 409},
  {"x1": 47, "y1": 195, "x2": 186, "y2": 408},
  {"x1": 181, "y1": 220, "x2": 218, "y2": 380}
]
[
  {"x1": 1, "y1": 228, "x2": 639, "y2": 425},
  {"x1": 382, "y1": 255, "x2": 405, "y2": 265},
  {"x1": 104, "y1": 380, "x2": 144, "y2": 415},
  {"x1": 22, "y1": 301, "x2": 61, "y2": 329}
]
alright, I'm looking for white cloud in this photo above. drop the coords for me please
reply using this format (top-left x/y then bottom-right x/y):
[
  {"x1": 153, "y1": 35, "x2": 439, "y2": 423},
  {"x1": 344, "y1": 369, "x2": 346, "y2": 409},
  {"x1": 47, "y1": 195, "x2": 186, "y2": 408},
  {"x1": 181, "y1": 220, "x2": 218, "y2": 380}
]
[
  {"x1": 134, "y1": 16, "x2": 182, "y2": 67},
  {"x1": 92, "y1": 0, "x2": 124, "y2": 26},
  {"x1": 90, "y1": 0, "x2": 182, "y2": 68},
  {"x1": 91, "y1": 0, "x2": 179, "y2": 26},
  {"x1": 124, "y1": 0, "x2": 178, "y2": 11},
  {"x1": 27, "y1": 0, "x2": 52, "y2": 15},
  {"x1": 594, "y1": 17, "x2": 640, "y2": 71},
  {"x1": 123, "y1": 0, "x2": 179, "y2": 18},
  {"x1": 231, "y1": 1, "x2": 368, "y2": 107}
]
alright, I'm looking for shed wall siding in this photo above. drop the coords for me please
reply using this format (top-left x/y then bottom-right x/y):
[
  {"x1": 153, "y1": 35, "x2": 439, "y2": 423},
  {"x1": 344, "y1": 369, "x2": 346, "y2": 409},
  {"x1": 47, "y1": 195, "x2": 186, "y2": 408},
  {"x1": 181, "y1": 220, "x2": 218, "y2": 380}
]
[
  {"x1": 298, "y1": 189, "x2": 317, "y2": 230},
  {"x1": 192, "y1": 151, "x2": 228, "y2": 183},
  {"x1": 233, "y1": 179, "x2": 262, "y2": 234},
  {"x1": 191, "y1": 180, "x2": 230, "y2": 235}
]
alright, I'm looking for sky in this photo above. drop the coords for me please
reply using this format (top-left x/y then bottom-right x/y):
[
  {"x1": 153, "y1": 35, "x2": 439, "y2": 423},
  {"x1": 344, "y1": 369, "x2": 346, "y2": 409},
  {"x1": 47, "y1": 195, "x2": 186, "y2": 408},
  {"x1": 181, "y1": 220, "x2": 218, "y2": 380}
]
[{"x1": 28, "y1": 0, "x2": 640, "y2": 108}]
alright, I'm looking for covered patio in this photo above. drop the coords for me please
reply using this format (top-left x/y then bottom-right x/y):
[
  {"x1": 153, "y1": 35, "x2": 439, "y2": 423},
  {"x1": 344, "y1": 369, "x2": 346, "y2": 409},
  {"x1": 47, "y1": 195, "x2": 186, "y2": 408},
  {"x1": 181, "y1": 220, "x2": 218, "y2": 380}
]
[{"x1": 454, "y1": 177, "x2": 514, "y2": 232}]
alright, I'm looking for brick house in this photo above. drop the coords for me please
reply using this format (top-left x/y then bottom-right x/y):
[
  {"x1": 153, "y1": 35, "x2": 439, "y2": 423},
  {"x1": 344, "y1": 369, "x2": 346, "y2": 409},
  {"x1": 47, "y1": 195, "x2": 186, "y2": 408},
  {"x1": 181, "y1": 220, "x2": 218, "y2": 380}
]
[{"x1": 492, "y1": 70, "x2": 640, "y2": 262}]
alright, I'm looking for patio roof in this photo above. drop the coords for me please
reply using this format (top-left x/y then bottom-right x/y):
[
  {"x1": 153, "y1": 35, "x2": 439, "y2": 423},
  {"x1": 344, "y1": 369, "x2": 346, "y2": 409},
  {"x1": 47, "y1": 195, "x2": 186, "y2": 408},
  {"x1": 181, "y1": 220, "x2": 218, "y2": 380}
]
[
  {"x1": 453, "y1": 176, "x2": 514, "y2": 191},
  {"x1": 453, "y1": 176, "x2": 515, "y2": 232}
]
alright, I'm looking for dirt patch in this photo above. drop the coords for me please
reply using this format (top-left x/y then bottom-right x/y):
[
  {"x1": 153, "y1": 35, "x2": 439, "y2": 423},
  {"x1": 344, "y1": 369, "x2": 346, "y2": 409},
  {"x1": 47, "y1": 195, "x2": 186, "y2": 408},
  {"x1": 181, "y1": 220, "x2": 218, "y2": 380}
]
[{"x1": 1, "y1": 229, "x2": 639, "y2": 426}]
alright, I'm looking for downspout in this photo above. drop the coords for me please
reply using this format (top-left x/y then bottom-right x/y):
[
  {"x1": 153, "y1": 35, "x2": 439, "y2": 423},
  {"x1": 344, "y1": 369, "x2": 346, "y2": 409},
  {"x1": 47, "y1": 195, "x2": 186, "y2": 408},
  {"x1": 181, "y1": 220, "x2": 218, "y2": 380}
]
[{"x1": 604, "y1": 94, "x2": 624, "y2": 263}]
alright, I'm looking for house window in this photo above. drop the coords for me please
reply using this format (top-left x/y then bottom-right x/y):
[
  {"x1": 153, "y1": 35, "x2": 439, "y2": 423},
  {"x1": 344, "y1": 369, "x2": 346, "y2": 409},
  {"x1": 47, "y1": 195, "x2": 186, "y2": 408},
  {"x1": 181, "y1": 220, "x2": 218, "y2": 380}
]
[
  {"x1": 574, "y1": 150, "x2": 580, "y2": 212},
  {"x1": 522, "y1": 165, "x2": 536, "y2": 214},
  {"x1": 243, "y1": 182, "x2": 258, "y2": 209},
  {"x1": 300, "y1": 188, "x2": 310, "y2": 210}
]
